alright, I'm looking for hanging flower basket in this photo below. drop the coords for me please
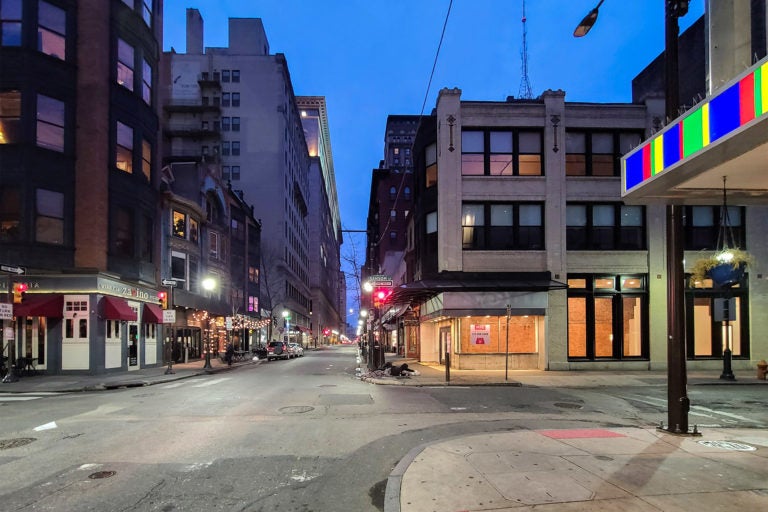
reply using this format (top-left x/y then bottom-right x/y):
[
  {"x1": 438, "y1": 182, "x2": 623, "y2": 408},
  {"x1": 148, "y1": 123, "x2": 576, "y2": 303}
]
[{"x1": 691, "y1": 248, "x2": 753, "y2": 287}]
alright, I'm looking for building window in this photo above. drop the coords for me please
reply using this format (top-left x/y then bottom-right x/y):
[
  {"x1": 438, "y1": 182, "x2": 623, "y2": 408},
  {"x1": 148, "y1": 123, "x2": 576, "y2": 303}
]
[
  {"x1": 222, "y1": 69, "x2": 230, "y2": 82},
  {"x1": 248, "y1": 266, "x2": 259, "y2": 283},
  {"x1": 684, "y1": 206, "x2": 745, "y2": 250},
  {"x1": 390, "y1": 231, "x2": 397, "y2": 241},
  {"x1": 566, "y1": 203, "x2": 645, "y2": 250},
  {"x1": 461, "y1": 129, "x2": 543, "y2": 176},
  {"x1": 231, "y1": 217, "x2": 244, "y2": 241},
  {"x1": 0, "y1": 90, "x2": 21, "y2": 144},
  {"x1": 404, "y1": 186, "x2": 411, "y2": 199},
  {"x1": 389, "y1": 186, "x2": 396, "y2": 200},
  {"x1": 141, "y1": 139, "x2": 151, "y2": 180},
  {"x1": 231, "y1": 92, "x2": 240, "y2": 107},
  {"x1": 231, "y1": 165, "x2": 240, "y2": 180},
  {"x1": 567, "y1": 274, "x2": 648, "y2": 361},
  {"x1": 685, "y1": 285, "x2": 749, "y2": 359},
  {"x1": 1, "y1": 0, "x2": 22, "y2": 46},
  {"x1": 232, "y1": 117, "x2": 240, "y2": 131},
  {"x1": 209, "y1": 231, "x2": 219, "y2": 259},
  {"x1": 142, "y1": 58, "x2": 152, "y2": 104},
  {"x1": 390, "y1": 209, "x2": 396, "y2": 219},
  {"x1": 117, "y1": 38, "x2": 134, "y2": 91},
  {"x1": 222, "y1": 165, "x2": 230, "y2": 180},
  {"x1": 35, "y1": 188, "x2": 63, "y2": 244},
  {"x1": 566, "y1": 131, "x2": 642, "y2": 177},
  {"x1": 38, "y1": 1, "x2": 66, "y2": 60},
  {"x1": 114, "y1": 206, "x2": 133, "y2": 256},
  {"x1": 221, "y1": 141, "x2": 230, "y2": 156},
  {"x1": 116, "y1": 121, "x2": 133, "y2": 173},
  {"x1": 232, "y1": 141, "x2": 240, "y2": 155},
  {"x1": 0, "y1": 186, "x2": 20, "y2": 241},
  {"x1": 426, "y1": 211, "x2": 437, "y2": 234},
  {"x1": 189, "y1": 217, "x2": 198, "y2": 243},
  {"x1": 222, "y1": 93, "x2": 230, "y2": 107},
  {"x1": 222, "y1": 117, "x2": 230, "y2": 131},
  {"x1": 232, "y1": 70, "x2": 240, "y2": 82},
  {"x1": 248, "y1": 295, "x2": 257, "y2": 312},
  {"x1": 172, "y1": 210, "x2": 186, "y2": 238},
  {"x1": 142, "y1": 215, "x2": 153, "y2": 261},
  {"x1": 171, "y1": 251, "x2": 186, "y2": 283},
  {"x1": 36, "y1": 94, "x2": 65, "y2": 152},
  {"x1": 141, "y1": 0, "x2": 152, "y2": 26},
  {"x1": 462, "y1": 202, "x2": 544, "y2": 250}
]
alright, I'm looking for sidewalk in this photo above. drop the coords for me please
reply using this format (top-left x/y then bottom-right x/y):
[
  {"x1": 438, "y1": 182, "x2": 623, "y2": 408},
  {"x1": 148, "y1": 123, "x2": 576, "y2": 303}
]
[
  {"x1": 366, "y1": 354, "x2": 768, "y2": 511},
  {"x1": 0, "y1": 356, "x2": 260, "y2": 393},
  {"x1": 361, "y1": 354, "x2": 768, "y2": 388},
  {"x1": 387, "y1": 425, "x2": 768, "y2": 512}
]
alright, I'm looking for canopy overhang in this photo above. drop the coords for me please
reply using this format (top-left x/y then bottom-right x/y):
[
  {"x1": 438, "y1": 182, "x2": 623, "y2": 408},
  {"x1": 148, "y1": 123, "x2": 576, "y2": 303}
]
[
  {"x1": 13, "y1": 294, "x2": 64, "y2": 318},
  {"x1": 101, "y1": 296, "x2": 138, "y2": 321}
]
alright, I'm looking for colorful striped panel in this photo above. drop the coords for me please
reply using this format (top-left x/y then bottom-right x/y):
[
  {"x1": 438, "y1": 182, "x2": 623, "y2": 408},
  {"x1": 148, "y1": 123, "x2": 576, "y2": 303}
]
[{"x1": 622, "y1": 57, "x2": 768, "y2": 194}]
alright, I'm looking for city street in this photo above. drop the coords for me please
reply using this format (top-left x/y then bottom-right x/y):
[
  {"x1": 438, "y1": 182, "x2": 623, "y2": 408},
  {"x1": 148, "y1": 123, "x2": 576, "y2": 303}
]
[{"x1": 1, "y1": 345, "x2": 766, "y2": 511}]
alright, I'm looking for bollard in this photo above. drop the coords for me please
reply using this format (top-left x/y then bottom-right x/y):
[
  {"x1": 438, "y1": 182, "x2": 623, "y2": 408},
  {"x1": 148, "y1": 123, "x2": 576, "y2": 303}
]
[{"x1": 757, "y1": 360, "x2": 767, "y2": 380}]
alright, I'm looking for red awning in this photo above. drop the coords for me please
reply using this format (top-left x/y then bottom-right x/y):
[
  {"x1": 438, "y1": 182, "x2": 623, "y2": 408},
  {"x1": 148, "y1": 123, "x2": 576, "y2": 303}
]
[
  {"x1": 142, "y1": 303, "x2": 163, "y2": 323},
  {"x1": 101, "y1": 296, "x2": 138, "y2": 321},
  {"x1": 295, "y1": 325, "x2": 311, "y2": 334},
  {"x1": 14, "y1": 294, "x2": 64, "y2": 318}
]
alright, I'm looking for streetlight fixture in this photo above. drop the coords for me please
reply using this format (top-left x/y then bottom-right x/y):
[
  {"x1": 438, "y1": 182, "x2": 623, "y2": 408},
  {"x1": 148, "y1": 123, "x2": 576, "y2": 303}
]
[
  {"x1": 574, "y1": 0, "x2": 694, "y2": 435},
  {"x1": 282, "y1": 310, "x2": 291, "y2": 345},
  {"x1": 573, "y1": 0, "x2": 603, "y2": 37},
  {"x1": 202, "y1": 277, "x2": 216, "y2": 369}
]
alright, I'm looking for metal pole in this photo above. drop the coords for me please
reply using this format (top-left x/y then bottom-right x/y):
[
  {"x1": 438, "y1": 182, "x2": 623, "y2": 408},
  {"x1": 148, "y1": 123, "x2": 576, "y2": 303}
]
[
  {"x1": 165, "y1": 286, "x2": 175, "y2": 374},
  {"x1": 505, "y1": 304, "x2": 511, "y2": 381},
  {"x1": 2, "y1": 275, "x2": 19, "y2": 383},
  {"x1": 663, "y1": 1, "x2": 691, "y2": 435}
]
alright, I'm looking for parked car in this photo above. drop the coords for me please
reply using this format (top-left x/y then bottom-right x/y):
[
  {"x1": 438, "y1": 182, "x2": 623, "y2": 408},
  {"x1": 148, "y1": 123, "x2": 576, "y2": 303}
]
[
  {"x1": 266, "y1": 341, "x2": 290, "y2": 361},
  {"x1": 289, "y1": 343, "x2": 304, "y2": 357}
]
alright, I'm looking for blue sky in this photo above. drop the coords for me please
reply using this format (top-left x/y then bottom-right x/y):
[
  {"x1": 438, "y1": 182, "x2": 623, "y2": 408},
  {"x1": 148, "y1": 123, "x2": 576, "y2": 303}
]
[{"x1": 162, "y1": 0, "x2": 704, "y2": 324}]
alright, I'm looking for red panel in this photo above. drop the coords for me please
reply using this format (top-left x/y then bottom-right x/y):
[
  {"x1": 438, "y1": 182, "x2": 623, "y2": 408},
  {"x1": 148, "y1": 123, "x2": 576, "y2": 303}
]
[
  {"x1": 101, "y1": 296, "x2": 138, "y2": 321},
  {"x1": 142, "y1": 303, "x2": 163, "y2": 323},
  {"x1": 14, "y1": 294, "x2": 64, "y2": 318}
]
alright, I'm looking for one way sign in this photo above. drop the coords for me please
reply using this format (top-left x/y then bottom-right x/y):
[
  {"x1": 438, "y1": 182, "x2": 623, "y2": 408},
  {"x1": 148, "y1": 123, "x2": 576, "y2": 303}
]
[{"x1": 0, "y1": 264, "x2": 25, "y2": 275}]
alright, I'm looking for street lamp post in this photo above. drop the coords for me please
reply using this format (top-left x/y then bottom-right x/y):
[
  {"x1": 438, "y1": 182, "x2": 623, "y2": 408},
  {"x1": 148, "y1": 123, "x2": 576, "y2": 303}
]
[
  {"x1": 282, "y1": 310, "x2": 291, "y2": 346},
  {"x1": 575, "y1": 1, "x2": 694, "y2": 435},
  {"x1": 202, "y1": 277, "x2": 216, "y2": 369}
]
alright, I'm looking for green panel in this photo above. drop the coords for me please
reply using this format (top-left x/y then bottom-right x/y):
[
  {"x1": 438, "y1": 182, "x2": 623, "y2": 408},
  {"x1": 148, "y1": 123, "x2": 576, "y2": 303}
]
[{"x1": 682, "y1": 108, "x2": 704, "y2": 157}]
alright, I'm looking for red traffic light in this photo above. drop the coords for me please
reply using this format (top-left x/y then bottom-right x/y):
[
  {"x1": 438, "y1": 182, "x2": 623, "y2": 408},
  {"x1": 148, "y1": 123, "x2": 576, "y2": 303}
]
[
  {"x1": 322, "y1": 327, "x2": 331, "y2": 336},
  {"x1": 158, "y1": 291, "x2": 168, "y2": 309},
  {"x1": 373, "y1": 287, "x2": 392, "y2": 306},
  {"x1": 13, "y1": 283, "x2": 27, "y2": 303}
]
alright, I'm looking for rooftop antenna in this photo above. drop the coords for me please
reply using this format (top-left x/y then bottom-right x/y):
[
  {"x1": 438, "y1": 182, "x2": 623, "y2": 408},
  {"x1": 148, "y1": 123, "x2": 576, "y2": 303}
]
[{"x1": 518, "y1": 0, "x2": 533, "y2": 99}]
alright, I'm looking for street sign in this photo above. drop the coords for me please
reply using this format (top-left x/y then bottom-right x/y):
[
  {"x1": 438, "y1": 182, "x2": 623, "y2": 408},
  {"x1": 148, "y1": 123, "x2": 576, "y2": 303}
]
[
  {"x1": 161, "y1": 279, "x2": 177, "y2": 287},
  {"x1": 0, "y1": 303, "x2": 12, "y2": 320},
  {"x1": 0, "y1": 264, "x2": 25, "y2": 275},
  {"x1": 369, "y1": 274, "x2": 393, "y2": 287},
  {"x1": 162, "y1": 310, "x2": 176, "y2": 324},
  {"x1": 225, "y1": 316, "x2": 233, "y2": 330}
]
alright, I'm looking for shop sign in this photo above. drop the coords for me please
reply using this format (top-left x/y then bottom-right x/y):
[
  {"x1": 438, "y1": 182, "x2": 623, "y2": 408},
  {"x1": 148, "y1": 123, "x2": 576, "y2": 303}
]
[
  {"x1": 0, "y1": 303, "x2": 12, "y2": 320},
  {"x1": 471, "y1": 324, "x2": 490, "y2": 345},
  {"x1": 163, "y1": 310, "x2": 176, "y2": 324}
]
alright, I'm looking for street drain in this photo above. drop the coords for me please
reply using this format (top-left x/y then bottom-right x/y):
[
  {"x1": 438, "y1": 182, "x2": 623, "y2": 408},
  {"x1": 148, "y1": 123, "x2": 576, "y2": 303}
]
[
  {"x1": 88, "y1": 471, "x2": 116, "y2": 479},
  {"x1": 554, "y1": 402, "x2": 583, "y2": 409},
  {"x1": 279, "y1": 406, "x2": 314, "y2": 414},
  {"x1": 0, "y1": 438, "x2": 36, "y2": 450},
  {"x1": 697, "y1": 440, "x2": 756, "y2": 451}
]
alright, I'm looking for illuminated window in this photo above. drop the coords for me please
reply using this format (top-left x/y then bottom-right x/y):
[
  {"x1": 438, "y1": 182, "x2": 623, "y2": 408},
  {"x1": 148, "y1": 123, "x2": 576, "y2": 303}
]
[
  {"x1": 462, "y1": 202, "x2": 544, "y2": 250},
  {"x1": 141, "y1": 139, "x2": 151, "y2": 180},
  {"x1": 462, "y1": 129, "x2": 542, "y2": 176},
  {"x1": 116, "y1": 121, "x2": 133, "y2": 172},
  {"x1": 0, "y1": 186, "x2": 20, "y2": 241},
  {"x1": 117, "y1": 39, "x2": 134, "y2": 91},
  {"x1": 0, "y1": 90, "x2": 21, "y2": 144}
]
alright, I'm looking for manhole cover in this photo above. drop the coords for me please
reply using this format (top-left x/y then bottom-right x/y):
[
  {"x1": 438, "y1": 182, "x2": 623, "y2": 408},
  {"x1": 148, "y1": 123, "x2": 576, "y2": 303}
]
[
  {"x1": 279, "y1": 406, "x2": 314, "y2": 414},
  {"x1": 89, "y1": 471, "x2": 116, "y2": 479},
  {"x1": 697, "y1": 440, "x2": 756, "y2": 451},
  {"x1": 554, "y1": 402, "x2": 583, "y2": 409},
  {"x1": 0, "y1": 438, "x2": 36, "y2": 450}
]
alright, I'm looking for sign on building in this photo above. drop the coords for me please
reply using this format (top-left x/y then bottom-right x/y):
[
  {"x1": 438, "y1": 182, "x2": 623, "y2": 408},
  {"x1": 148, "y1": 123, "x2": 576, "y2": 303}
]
[{"x1": 471, "y1": 324, "x2": 490, "y2": 345}]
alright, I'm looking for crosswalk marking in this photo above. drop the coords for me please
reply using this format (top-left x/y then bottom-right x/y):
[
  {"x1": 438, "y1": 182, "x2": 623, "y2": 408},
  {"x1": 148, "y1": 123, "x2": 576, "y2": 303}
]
[
  {"x1": 159, "y1": 377, "x2": 230, "y2": 389},
  {"x1": 0, "y1": 394, "x2": 56, "y2": 402}
]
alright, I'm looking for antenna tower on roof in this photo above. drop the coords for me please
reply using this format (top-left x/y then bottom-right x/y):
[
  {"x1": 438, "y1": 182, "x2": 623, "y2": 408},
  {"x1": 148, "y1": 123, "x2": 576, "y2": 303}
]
[{"x1": 518, "y1": 0, "x2": 533, "y2": 99}]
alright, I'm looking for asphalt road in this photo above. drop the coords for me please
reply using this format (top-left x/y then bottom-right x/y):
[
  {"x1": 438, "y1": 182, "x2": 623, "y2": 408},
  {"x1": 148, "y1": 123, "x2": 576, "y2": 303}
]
[{"x1": 1, "y1": 346, "x2": 766, "y2": 511}]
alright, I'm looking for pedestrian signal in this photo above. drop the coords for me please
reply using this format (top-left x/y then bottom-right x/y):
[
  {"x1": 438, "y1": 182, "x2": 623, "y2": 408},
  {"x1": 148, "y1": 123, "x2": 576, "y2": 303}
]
[{"x1": 13, "y1": 283, "x2": 27, "y2": 304}]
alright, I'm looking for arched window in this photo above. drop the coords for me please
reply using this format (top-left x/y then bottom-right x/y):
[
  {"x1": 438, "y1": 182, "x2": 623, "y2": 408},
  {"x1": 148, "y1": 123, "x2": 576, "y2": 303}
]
[
  {"x1": 404, "y1": 186, "x2": 411, "y2": 199},
  {"x1": 389, "y1": 186, "x2": 396, "y2": 200}
]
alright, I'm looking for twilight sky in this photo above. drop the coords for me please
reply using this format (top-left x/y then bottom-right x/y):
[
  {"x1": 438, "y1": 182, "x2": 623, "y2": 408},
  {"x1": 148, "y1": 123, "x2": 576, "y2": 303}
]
[{"x1": 162, "y1": 0, "x2": 704, "y2": 324}]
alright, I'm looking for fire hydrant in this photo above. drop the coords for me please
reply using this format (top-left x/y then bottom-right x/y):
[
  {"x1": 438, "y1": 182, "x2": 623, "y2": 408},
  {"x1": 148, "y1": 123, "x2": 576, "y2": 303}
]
[{"x1": 757, "y1": 360, "x2": 768, "y2": 380}]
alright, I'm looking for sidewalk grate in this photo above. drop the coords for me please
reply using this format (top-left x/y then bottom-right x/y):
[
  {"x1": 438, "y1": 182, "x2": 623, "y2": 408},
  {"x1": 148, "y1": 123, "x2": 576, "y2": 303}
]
[{"x1": 0, "y1": 438, "x2": 35, "y2": 450}]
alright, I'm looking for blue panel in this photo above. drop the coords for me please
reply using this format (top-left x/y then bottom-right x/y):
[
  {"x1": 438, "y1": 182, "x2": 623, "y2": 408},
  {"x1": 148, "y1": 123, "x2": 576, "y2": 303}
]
[
  {"x1": 709, "y1": 84, "x2": 740, "y2": 142},
  {"x1": 663, "y1": 124, "x2": 681, "y2": 168},
  {"x1": 624, "y1": 151, "x2": 644, "y2": 190}
]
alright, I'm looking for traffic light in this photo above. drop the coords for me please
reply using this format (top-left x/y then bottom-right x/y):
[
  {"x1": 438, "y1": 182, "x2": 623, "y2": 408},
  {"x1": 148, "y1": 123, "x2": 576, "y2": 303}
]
[
  {"x1": 158, "y1": 291, "x2": 168, "y2": 309},
  {"x1": 372, "y1": 287, "x2": 392, "y2": 307},
  {"x1": 322, "y1": 327, "x2": 331, "y2": 336},
  {"x1": 12, "y1": 283, "x2": 27, "y2": 304}
]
